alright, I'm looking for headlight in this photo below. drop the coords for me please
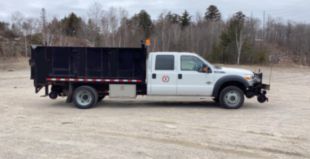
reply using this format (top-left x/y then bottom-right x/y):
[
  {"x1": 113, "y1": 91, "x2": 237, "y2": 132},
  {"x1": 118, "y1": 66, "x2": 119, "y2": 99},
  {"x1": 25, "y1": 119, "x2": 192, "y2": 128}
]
[
  {"x1": 254, "y1": 76, "x2": 262, "y2": 83},
  {"x1": 253, "y1": 73, "x2": 263, "y2": 83},
  {"x1": 243, "y1": 75, "x2": 253, "y2": 81}
]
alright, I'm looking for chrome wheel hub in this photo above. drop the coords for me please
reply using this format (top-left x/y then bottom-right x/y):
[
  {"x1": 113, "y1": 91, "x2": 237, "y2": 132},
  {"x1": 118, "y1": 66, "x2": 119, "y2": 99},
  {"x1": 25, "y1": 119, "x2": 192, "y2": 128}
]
[
  {"x1": 76, "y1": 90, "x2": 92, "y2": 106},
  {"x1": 224, "y1": 90, "x2": 241, "y2": 107}
]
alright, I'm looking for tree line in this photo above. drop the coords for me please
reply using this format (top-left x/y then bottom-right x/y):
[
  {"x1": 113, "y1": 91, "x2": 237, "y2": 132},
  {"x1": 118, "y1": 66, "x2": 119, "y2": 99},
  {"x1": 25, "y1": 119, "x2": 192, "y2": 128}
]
[{"x1": 0, "y1": 3, "x2": 310, "y2": 65}]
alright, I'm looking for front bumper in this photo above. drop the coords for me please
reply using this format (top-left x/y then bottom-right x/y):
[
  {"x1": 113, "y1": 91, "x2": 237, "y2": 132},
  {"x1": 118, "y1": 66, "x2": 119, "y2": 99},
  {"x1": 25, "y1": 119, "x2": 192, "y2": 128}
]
[
  {"x1": 246, "y1": 73, "x2": 270, "y2": 103},
  {"x1": 262, "y1": 83, "x2": 270, "y2": 90}
]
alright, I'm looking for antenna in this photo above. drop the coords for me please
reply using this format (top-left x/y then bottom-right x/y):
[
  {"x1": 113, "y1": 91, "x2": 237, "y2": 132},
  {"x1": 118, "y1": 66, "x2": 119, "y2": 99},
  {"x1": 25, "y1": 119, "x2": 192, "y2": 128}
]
[{"x1": 268, "y1": 55, "x2": 274, "y2": 85}]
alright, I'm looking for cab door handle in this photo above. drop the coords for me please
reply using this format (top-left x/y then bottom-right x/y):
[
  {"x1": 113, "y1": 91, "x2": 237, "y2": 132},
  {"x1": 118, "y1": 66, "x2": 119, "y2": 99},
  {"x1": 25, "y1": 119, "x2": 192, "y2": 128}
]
[
  {"x1": 152, "y1": 73, "x2": 156, "y2": 79},
  {"x1": 178, "y1": 74, "x2": 183, "y2": 79}
]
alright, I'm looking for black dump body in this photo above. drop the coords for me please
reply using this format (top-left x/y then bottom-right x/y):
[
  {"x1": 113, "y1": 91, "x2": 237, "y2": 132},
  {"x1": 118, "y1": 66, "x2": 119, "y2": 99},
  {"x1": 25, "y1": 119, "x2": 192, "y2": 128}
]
[{"x1": 30, "y1": 45, "x2": 147, "y2": 93}]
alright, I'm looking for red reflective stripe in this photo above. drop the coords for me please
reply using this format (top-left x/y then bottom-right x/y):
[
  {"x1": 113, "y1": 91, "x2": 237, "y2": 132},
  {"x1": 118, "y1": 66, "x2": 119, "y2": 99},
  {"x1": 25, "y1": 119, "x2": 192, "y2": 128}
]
[{"x1": 47, "y1": 78, "x2": 142, "y2": 83}]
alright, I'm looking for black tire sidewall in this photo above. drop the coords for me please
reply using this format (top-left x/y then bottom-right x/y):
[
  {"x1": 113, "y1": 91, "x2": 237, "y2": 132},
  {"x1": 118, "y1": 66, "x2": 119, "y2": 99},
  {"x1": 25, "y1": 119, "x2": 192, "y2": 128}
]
[
  {"x1": 219, "y1": 86, "x2": 244, "y2": 109},
  {"x1": 73, "y1": 86, "x2": 98, "y2": 109},
  {"x1": 97, "y1": 96, "x2": 105, "y2": 102}
]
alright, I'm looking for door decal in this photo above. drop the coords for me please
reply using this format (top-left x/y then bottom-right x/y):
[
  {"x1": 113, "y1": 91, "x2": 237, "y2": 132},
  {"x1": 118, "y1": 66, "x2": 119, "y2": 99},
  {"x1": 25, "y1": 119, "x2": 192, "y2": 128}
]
[{"x1": 162, "y1": 75, "x2": 170, "y2": 83}]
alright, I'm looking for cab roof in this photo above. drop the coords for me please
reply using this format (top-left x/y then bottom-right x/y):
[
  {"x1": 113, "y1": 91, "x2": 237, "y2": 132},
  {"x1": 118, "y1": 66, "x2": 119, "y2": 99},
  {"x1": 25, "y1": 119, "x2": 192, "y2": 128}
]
[{"x1": 149, "y1": 52, "x2": 198, "y2": 56}]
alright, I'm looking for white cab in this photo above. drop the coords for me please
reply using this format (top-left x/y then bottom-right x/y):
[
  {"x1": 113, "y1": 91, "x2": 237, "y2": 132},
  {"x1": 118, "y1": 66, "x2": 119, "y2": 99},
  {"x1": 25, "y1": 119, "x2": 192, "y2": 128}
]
[{"x1": 147, "y1": 52, "x2": 215, "y2": 96}]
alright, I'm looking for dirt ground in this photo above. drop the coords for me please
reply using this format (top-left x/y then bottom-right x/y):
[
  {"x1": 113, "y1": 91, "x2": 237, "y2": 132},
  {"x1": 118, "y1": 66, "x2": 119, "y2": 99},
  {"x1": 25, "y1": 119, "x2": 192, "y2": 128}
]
[{"x1": 0, "y1": 61, "x2": 310, "y2": 159}]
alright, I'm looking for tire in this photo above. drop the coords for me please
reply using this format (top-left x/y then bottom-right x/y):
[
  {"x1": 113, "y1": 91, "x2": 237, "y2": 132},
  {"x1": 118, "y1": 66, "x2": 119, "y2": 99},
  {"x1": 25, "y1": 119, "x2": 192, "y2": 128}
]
[
  {"x1": 219, "y1": 86, "x2": 244, "y2": 109},
  {"x1": 213, "y1": 98, "x2": 219, "y2": 103},
  {"x1": 97, "y1": 95, "x2": 105, "y2": 102},
  {"x1": 73, "y1": 86, "x2": 98, "y2": 109}
]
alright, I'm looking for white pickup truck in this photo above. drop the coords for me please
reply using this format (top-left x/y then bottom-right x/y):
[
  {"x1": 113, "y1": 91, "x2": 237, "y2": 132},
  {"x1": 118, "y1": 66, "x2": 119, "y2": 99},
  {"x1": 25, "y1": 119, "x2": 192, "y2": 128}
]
[
  {"x1": 30, "y1": 45, "x2": 270, "y2": 109},
  {"x1": 146, "y1": 52, "x2": 269, "y2": 109}
]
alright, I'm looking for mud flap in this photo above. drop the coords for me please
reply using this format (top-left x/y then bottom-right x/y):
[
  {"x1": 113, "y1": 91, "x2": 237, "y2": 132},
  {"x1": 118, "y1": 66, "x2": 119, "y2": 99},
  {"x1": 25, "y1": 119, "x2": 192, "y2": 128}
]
[{"x1": 39, "y1": 85, "x2": 49, "y2": 97}]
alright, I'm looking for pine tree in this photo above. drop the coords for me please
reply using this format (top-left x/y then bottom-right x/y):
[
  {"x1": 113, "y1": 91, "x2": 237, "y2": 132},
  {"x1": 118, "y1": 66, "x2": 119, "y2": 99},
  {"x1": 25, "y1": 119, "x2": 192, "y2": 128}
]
[
  {"x1": 131, "y1": 10, "x2": 152, "y2": 39},
  {"x1": 61, "y1": 13, "x2": 82, "y2": 37},
  {"x1": 165, "y1": 12, "x2": 180, "y2": 24},
  {"x1": 217, "y1": 11, "x2": 246, "y2": 64},
  {"x1": 180, "y1": 10, "x2": 191, "y2": 28},
  {"x1": 205, "y1": 5, "x2": 221, "y2": 22}
]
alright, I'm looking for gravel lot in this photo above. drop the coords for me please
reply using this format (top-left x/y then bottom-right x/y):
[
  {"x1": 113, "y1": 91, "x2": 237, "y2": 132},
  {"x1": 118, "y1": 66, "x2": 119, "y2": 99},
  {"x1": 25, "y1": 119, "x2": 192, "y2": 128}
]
[{"x1": 0, "y1": 65, "x2": 310, "y2": 159}]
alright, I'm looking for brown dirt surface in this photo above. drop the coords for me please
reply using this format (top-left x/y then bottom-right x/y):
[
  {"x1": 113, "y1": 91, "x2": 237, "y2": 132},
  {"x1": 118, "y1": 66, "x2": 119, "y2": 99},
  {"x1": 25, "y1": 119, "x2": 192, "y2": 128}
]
[{"x1": 0, "y1": 61, "x2": 309, "y2": 159}]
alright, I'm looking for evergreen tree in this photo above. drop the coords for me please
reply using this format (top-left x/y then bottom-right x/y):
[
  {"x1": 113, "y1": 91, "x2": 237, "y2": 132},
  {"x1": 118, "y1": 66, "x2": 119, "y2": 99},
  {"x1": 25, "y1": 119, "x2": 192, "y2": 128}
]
[
  {"x1": 165, "y1": 12, "x2": 180, "y2": 24},
  {"x1": 87, "y1": 19, "x2": 101, "y2": 46},
  {"x1": 0, "y1": 22, "x2": 16, "y2": 38},
  {"x1": 61, "y1": 12, "x2": 82, "y2": 36},
  {"x1": 205, "y1": 5, "x2": 221, "y2": 22},
  {"x1": 232, "y1": 11, "x2": 246, "y2": 34},
  {"x1": 216, "y1": 11, "x2": 246, "y2": 64},
  {"x1": 180, "y1": 10, "x2": 191, "y2": 28},
  {"x1": 132, "y1": 10, "x2": 152, "y2": 39}
]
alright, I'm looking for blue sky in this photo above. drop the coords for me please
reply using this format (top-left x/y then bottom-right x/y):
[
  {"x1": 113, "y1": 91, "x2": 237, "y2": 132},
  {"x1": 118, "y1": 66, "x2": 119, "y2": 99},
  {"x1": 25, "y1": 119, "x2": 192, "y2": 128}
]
[{"x1": 0, "y1": 0, "x2": 309, "y2": 23}]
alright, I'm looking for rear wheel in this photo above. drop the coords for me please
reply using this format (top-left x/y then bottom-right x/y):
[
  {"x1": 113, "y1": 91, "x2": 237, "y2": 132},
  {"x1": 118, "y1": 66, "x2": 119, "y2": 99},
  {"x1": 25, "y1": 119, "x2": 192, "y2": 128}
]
[
  {"x1": 73, "y1": 86, "x2": 98, "y2": 109},
  {"x1": 219, "y1": 86, "x2": 244, "y2": 109}
]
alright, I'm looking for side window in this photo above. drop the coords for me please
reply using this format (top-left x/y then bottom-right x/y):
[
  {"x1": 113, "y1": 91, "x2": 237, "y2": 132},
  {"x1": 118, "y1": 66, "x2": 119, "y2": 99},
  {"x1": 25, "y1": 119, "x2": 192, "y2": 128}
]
[
  {"x1": 155, "y1": 55, "x2": 174, "y2": 70},
  {"x1": 181, "y1": 56, "x2": 205, "y2": 71}
]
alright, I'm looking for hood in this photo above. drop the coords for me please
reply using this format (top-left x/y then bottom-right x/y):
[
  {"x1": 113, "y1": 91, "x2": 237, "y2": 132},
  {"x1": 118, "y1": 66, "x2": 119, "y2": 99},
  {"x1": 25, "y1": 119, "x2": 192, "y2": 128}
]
[{"x1": 215, "y1": 67, "x2": 253, "y2": 76}]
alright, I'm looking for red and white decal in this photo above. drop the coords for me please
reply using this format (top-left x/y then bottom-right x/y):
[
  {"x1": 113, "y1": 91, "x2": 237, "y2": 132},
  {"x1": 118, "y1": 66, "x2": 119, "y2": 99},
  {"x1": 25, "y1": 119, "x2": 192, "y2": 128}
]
[
  {"x1": 47, "y1": 77, "x2": 142, "y2": 83},
  {"x1": 162, "y1": 75, "x2": 170, "y2": 83}
]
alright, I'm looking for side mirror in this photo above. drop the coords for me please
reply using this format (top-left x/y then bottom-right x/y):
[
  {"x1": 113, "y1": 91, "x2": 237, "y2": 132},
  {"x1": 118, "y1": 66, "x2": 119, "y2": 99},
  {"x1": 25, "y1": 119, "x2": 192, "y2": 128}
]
[{"x1": 207, "y1": 67, "x2": 212, "y2": 73}]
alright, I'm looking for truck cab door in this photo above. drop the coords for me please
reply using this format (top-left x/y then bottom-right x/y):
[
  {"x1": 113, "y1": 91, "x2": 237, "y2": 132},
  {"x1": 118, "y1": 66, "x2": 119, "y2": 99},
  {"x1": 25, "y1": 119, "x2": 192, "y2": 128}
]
[
  {"x1": 177, "y1": 55, "x2": 214, "y2": 96},
  {"x1": 148, "y1": 54, "x2": 178, "y2": 95}
]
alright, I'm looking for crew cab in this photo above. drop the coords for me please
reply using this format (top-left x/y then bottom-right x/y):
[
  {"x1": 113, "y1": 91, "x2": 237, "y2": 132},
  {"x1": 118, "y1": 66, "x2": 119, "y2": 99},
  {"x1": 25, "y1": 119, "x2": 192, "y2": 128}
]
[{"x1": 30, "y1": 45, "x2": 269, "y2": 109}]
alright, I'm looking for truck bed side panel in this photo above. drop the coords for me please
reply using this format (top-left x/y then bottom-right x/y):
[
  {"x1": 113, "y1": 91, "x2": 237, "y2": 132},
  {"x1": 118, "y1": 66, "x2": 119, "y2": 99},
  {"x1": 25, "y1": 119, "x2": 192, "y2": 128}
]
[{"x1": 30, "y1": 46, "x2": 147, "y2": 91}]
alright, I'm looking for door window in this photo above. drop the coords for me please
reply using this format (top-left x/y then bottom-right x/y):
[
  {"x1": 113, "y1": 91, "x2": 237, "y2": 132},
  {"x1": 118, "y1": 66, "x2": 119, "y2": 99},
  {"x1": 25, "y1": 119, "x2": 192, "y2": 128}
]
[
  {"x1": 155, "y1": 55, "x2": 174, "y2": 71},
  {"x1": 181, "y1": 56, "x2": 205, "y2": 71}
]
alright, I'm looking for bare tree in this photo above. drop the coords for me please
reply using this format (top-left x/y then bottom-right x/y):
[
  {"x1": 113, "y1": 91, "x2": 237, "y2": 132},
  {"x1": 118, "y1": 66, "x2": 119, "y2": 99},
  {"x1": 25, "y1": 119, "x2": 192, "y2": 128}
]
[
  {"x1": 40, "y1": 8, "x2": 47, "y2": 45},
  {"x1": 1, "y1": 3, "x2": 310, "y2": 66},
  {"x1": 87, "y1": 2, "x2": 103, "y2": 30},
  {"x1": 11, "y1": 12, "x2": 25, "y2": 36},
  {"x1": 233, "y1": 11, "x2": 246, "y2": 64}
]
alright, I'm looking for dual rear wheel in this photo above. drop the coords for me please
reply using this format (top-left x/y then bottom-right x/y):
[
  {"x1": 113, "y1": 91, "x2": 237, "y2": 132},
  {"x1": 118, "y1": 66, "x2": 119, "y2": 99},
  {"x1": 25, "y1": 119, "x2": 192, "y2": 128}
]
[{"x1": 73, "y1": 86, "x2": 99, "y2": 109}]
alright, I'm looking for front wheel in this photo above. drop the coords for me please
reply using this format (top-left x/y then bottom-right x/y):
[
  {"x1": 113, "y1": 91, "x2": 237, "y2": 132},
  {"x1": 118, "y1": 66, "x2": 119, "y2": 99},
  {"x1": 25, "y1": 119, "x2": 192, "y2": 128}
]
[
  {"x1": 73, "y1": 86, "x2": 98, "y2": 109},
  {"x1": 219, "y1": 86, "x2": 244, "y2": 109}
]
